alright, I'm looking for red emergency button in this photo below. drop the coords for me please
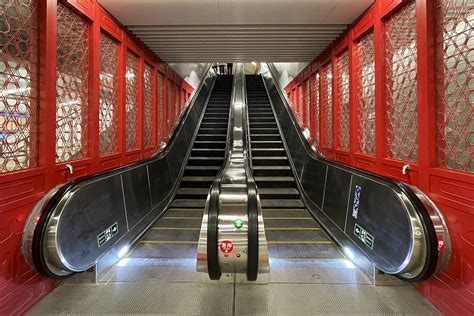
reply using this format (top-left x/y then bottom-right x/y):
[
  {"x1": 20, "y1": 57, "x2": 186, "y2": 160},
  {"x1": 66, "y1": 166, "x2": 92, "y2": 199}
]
[
  {"x1": 438, "y1": 240, "x2": 446, "y2": 251},
  {"x1": 220, "y1": 240, "x2": 234, "y2": 253}
]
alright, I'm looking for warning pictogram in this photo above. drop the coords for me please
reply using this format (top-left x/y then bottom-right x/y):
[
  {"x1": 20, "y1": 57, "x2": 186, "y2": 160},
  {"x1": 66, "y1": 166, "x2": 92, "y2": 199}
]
[{"x1": 220, "y1": 240, "x2": 234, "y2": 253}]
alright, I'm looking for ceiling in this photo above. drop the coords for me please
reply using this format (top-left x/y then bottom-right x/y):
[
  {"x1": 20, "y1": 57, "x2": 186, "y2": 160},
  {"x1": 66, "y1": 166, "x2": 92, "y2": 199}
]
[{"x1": 99, "y1": 0, "x2": 374, "y2": 63}]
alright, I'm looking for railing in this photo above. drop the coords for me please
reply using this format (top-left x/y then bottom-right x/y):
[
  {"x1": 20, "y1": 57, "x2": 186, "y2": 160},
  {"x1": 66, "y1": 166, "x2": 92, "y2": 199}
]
[
  {"x1": 262, "y1": 63, "x2": 450, "y2": 282},
  {"x1": 197, "y1": 63, "x2": 269, "y2": 281},
  {"x1": 21, "y1": 66, "x2": 216, "y2": 279}
]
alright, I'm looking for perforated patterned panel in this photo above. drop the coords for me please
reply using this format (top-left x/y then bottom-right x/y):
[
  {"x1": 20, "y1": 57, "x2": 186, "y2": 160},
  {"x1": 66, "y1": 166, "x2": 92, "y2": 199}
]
[
  {"x1": 167, "y1": 79, "x2": 173, "y2": 134},
  {"x1": 313, "y1": 74, "x2": 321, "y2": 146},
  {"x1": 156, "y1": 72, "x2": 164, "y2": 143},
  {"x1": 322, "y1": 64, "x2": 333, "y2": 148},
  {"x1": 55, "y1": 2, "x2": 89, "y2": 163},
  {"x1": 337, "y1": 51, "x2": 350, "y2": 151},
  {"x1": 99, "y1": 32, "x2": 119, "y2": 155},
  {"x1": 356, "y1": 32, "x2": 376, "y2": 155},
  {"x1": 175, "y1": 84, "x2": 180, "y2": 117},
  {"x1": 305, "y1": 80, "x2": 310, "y2": 128},
  {"x1": 435, "y1": 0, "x2": 473, "y2": 172},
  {"x1": 125, "y1": 51, "x2": 138, "y2": 151},
  {"x1": 297, "y1": 85, "x2": 303, "y2": 125},
  {"x1": 0, "y1": 0, "x2": 39, "y2": 172},
  {"x1": 385, "y1": 1, "x2": 418, "y2": 162},
  {"x1": 143, "y1": 64, "x2": 153, "y2": 148}
]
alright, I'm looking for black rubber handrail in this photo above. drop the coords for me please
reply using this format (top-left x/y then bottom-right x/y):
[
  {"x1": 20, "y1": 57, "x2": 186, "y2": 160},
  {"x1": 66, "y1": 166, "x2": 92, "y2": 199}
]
[
  {"x1": 262, "y1": 66, "x2": 439, "y2": 282},
  {"x1": 243, "y1": 75, "x2": 260, "y2": 281},
  {"x1": 207, "y1": 75, "x2": 235, "y2": 280},
  {"x1": 30, "y1": 66, "x2": 215, "y2": 277}
]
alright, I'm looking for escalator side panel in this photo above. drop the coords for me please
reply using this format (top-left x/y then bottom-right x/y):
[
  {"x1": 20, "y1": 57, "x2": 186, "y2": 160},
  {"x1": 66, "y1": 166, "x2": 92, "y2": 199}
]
[
  {"x1": 260, "y1": 69, "x2": 445, "y2": 281},
  {"x1": 25, "y1": 70, "x2": 218, "y2": 278},
  {"x1": 122, "y1": 166, "x2": 153, "y2": 228},
  {"x1": 56, "y1": 175, "x2": 127, "y2": 271},
  {"x1": 148, "y1": 158, "x2": 173, "y2": 206},
  {"x1": 322, "y1": 166, "x2": 352, "y2": 230},
  {"x1": 299, "y1": 160, "x2": 326, "y2": 209}
]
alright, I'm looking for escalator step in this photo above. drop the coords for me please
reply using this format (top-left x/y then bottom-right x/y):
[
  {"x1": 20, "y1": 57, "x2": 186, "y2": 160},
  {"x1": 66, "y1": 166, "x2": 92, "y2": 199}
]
[
  {"x1": 252, "y1": 156, "x2": 288, "y2": 166},
  {"x1": 257, "y1": 188, "x2": 300, "y2": 199},
  {"x1": 260, "y1": 199, "x2": 305, "y2": 208},
  {"x1": 166, "y1": 208, "x2": 205, "y2": 217},
  {"x1": 262, "y1": 208, "x2": 309, "y2": 217},
  {"x1": 170, "y1": 199, "x2": 206, "y2": 208}
]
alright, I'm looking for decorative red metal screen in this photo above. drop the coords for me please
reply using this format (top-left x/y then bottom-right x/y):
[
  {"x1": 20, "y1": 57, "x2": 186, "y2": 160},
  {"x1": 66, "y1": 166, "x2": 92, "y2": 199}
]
[
  {"x1": 385, "y1": 0, "x2": 418, "y2": 162},
  {"x1": 125, "y1": 51, "x2": 138, "y2": 151},
  {"x1": 143, "y1": 63, "x2": 153, "y2": 148},
  {"x1": 156, "y1": 72, "x2": 164, "y2": 143},
  {"x1": 174, "y1": 83, "x2": 180, "y2": 119},
  {"x1": 55, "y1": 2, "x2": 89, "y2": 163},
  {"x1": 0, "y1": 0, "x2": 39, "y2": 172},
  {"x1": 435, "y1": 0, "x2": 473, "y2": 172},
  {"x1": 99, "y1": 32, "x2": 119, "y2": 155},
  {"x1": 305, "y1": 80, "x2": 310, "y2": 129},
  {"x1": 337, "y1": 50, "x2": 350, "y2": 151},
  {"x1": 297, "y1": 85, "x2": 303, "y2": 125},
  {"x1": 313, "y1": 74, "x2": 320, "y2": 146},
  {"x1": 322, "y1": 64, "x2": 333, "y2": 149},
  {"x1": 167, "y1": 79, "x2": 173, "y2": 134},
  {"x1": 356, "y1": 31, "x2": 376, "y2": 155}
]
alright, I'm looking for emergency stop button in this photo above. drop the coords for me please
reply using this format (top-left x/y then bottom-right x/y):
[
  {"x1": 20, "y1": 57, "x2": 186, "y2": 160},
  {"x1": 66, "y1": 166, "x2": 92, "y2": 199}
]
[{"x1": 220, "y1": 240, "x2": 234, "y2": 253}]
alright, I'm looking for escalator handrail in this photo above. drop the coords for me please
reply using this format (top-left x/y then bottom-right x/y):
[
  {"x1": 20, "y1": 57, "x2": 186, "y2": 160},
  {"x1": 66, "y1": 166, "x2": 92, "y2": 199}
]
[
  {"x1": 242, "y1": 74, "x2": 259, "y2": 281},
  {"x1": 262, "y1": 64, "x2": 449, "y2": 281},
  {"x1": 26, "y1": 65, "x2": 216, "y2": 277},
  {"x1": 207, "y1": 75, "x2": 235, "y2": 280}
]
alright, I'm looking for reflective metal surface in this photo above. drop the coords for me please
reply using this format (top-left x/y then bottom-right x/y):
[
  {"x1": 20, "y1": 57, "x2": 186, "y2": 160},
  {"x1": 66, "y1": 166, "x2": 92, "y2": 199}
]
[
  {"x1": 197, "y1": 64, "x2": 269, "y2": 280},
  {"x1": 260, "y1": 63, "x2": 450, "y2": 281},
  {"x1": 22, "y1": 65, "x2": 217, "y2": 277}
]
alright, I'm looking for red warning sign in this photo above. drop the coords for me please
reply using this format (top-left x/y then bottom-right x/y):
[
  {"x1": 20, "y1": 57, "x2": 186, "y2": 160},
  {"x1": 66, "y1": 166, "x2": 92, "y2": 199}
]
[{"x1": 220, "y1": 240, "x2": 234, "y2": 253}]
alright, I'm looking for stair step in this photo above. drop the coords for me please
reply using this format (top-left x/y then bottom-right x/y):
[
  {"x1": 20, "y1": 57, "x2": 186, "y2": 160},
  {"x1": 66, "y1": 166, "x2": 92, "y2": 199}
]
[
  {"x1": 258, "y1": 188, "x2": 300, "y2": 199},
  {"x1": 252, "y1": 156, "x2": 288, "y2": 166},
  {"x1": 260, "y1": 199, "x2": 305, "y2": 208}
]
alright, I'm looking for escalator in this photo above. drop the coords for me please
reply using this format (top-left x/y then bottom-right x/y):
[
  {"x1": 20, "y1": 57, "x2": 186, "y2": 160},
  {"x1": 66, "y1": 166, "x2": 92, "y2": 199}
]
[
  {"x1": 126, "y1": 75, "x2": 233, "y2": 262},
  {"x1": 246, "y1": 75, "x2": 344, "y2": 263}
]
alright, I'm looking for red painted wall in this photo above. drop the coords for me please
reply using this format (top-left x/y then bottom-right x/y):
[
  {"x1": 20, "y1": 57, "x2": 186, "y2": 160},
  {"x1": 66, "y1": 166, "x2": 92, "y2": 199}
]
[
  {"x1": 0, "y1": 0, "x2": 193, "y2": 314},
  {"x1": 285, "y1": 0, "x2": 473, "y2": 314}
]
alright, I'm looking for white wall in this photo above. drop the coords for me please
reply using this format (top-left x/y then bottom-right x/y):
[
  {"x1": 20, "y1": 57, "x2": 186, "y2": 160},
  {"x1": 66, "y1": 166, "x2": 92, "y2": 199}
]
[
  {"x1": 168, "y1": 63, "x2": 210, "y2": 89},
  {"x1": 271, "y1": 62, "x2": 310, "y2": 88}
]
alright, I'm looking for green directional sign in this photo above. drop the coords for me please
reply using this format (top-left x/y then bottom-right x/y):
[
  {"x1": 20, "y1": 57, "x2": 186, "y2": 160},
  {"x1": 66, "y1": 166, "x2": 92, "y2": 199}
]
[
  {"x1": 97, "y1": 222, "x2": 118, "y2": 247},
  {"x1": 354, "y1": 223, "x2": 374, "y2": 249}
]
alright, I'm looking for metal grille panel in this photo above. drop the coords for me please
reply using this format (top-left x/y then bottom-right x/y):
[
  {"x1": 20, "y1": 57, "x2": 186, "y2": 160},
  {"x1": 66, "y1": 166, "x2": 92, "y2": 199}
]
[
  {"x1": 167, "y1": 79, "x2": 172, "y2": 134},
  {"x1": 337, "y1": 51, "x2": 350, "y2": 151},
  {"x1": 55, "y1": 2, "x2": 89, "y2": 163},
  {"x1": 0, "y1": 0, "x2": 39, "y2": 172},
  {"x1": 125, "y1": 51, "x2": 138, "y2": 151},
  {"x1": 313, "y1": 74, "x2": 321, "y2": 146},
  {"x1": 322, "y1": 64, "x2": 333, "y2": 149},
  {"x1": 385, "y1": 0, "x2": 418, "y2": 162},
  {"x1": 305, "y1": 80, "x2": 310, "y2": 128},
  {"x1": 356, "y1": 31, "x2": 376, "y2": 155},
  {"x1": 175, "y1": 84, "x2": 180, "y2": 117},
  {"x1": 99, "y1": 32, "x2": 119, "y2": 155},
  {"x1": 143, "y1": 64, "x2": 153, "y2": 148},
  {"x1": 435, "y1": 0, "x2": 473, "y2": 172},
  {"x1": 156, "y1": 72, "x2": 164, "y2": 143}
]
